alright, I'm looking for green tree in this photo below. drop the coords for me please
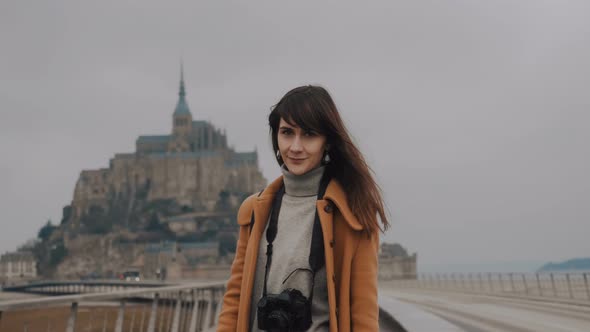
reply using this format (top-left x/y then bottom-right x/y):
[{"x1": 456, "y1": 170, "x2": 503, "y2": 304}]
[
  {"x1": 38, "y1": 220, "x2": 56, "y2": 241},
  {"x1": 145, "y1": 213, "x2": 174, "y2": 237},
  {"x1": 49, "y1": 240, "x2": 68, "y2": 267}
]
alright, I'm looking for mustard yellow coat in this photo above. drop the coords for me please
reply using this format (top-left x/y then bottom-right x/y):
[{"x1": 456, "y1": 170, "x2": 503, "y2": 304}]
[{"x1": 217, "y1": 176, "x2": 380, "y2": 332}]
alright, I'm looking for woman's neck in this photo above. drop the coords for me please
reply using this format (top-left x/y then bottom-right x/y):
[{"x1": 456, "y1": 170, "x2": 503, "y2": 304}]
[{"x1": 281, "y1": 165, "x2": 326, "y2": 197}]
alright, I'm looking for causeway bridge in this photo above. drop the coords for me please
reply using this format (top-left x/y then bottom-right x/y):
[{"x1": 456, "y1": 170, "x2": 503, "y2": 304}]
[{"x1": 1, "y1": 272, "x2": 589, "y2": 331}]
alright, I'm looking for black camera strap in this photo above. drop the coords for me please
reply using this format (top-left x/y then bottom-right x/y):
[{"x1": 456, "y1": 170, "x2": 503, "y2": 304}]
[
  {"x1": 262, "y1": 184, "x2": 285, "y2": 297},
  {"x1": 262, "y1": 172, "x2": 331, "y2": 300},
  {"x1": 306, "y1": 172, "x2": 330, "y2": 303}
]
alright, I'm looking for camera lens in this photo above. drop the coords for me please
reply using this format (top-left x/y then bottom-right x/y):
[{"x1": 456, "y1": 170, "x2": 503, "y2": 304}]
[{"x1": 267, "y1": 311, "x2": 290, "y2": 330}]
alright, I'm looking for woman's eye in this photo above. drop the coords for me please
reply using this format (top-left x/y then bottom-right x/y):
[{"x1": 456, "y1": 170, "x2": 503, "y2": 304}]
[
  {"x1": 280, "y1": 129, "x2": 292, "y2": 135},
  {"x1": 304, "y1": 131, "x2": 317, "y2": 136}
]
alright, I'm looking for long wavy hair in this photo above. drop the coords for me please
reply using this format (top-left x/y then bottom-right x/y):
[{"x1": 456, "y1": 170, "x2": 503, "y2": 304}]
[{"x1": 269, "y1": 85, "x2": 389, "y2": 235}]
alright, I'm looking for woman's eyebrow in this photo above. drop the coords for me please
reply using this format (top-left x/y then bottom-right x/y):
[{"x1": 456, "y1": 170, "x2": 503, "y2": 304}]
[{"x1": 279, "y1": 125, "x2": 297, "y2": 130}]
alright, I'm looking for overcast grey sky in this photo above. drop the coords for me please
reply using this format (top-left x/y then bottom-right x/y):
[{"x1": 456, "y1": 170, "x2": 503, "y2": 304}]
[{"x1": 1, "y1": 0, "x2": 589, "y2": 271}]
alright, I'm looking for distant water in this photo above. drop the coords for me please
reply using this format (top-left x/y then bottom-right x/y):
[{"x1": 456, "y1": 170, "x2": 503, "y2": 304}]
[{"x1": 418, "y1": 260, "x2": 548, "y2": 274}]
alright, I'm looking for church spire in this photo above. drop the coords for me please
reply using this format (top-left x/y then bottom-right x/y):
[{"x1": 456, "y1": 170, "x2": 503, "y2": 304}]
[
  {"x1": 179, "y1": 59, "x2": 186, "y2": 98},
  {"x1": 174, "y1": 60, "x2": 191, "y2": 116}
]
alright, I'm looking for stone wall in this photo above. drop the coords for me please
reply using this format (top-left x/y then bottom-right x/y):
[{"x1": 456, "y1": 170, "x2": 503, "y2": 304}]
[
  {"x1": 70, "y1": 150, "x2": 265, "y2": 222},
  {"x1": 56, "y1": 234, "x2": 144, "y2": 279}
]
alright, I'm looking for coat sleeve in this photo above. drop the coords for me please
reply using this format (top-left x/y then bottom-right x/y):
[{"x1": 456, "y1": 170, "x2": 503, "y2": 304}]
[
  {"x1": 216, "y1": 195, "x2": 256, "y2": 331},
  {"x1": 350, "y1": 230, "x2": 380, "y2": 331}
]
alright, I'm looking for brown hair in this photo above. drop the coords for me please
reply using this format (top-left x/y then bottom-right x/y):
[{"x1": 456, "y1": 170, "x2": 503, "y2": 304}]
[{"x1": 269, "y1": 85, "x2": 390, "y2": 235}]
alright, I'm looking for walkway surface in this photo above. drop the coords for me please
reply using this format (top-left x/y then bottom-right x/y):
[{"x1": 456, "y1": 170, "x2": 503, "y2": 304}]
[{"x1": 381, "y1": 288, "x2": 590, "y2": 332}]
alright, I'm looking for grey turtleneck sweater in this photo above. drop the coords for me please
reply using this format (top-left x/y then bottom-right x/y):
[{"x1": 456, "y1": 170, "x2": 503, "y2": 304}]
[{"x1": 250, "y1": 165, "x2": 330, "y2": 332}]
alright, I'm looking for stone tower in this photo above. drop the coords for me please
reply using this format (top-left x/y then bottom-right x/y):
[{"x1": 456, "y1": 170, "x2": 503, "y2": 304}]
[{"x1": 172, "y1": 63, "x2": 193, "y2": 140}]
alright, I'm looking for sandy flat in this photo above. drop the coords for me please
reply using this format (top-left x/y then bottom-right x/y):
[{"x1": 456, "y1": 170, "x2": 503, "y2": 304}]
[{"x1": 0, "y1": 291, "x2": 44, "y2": 301}]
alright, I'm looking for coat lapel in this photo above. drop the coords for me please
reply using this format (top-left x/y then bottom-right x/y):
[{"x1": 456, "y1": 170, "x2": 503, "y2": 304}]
[{"x1": 323, "y1": 180, "x2": 363, "y2": 231}]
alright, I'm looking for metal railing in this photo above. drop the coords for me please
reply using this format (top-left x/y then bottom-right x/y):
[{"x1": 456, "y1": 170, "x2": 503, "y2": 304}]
[
  {"x1": 2, "y1": 280, "x2": 167, "y2": 296},
  {"x1": 387, "y1": 272, "x2": 590, "y2": 302},
  {"x1": 0, "y1": 281, "x2": 225, "y2": 332},
  {"x1": 10, "y1": 274, "x2": 582, "y2": 331}
]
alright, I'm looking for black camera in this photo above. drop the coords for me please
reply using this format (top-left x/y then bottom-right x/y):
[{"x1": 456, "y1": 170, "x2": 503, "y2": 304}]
[{"x1": 257, "y1": 288, "x2": 312, "y2": 331}]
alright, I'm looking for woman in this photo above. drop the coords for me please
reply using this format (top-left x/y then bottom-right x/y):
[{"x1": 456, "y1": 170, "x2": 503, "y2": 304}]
[{"x1": 217, "y1": 85, "x2": 389, "y2": 332}]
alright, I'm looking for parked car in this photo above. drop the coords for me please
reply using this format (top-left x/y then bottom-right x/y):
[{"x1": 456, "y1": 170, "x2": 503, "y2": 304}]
[{"x1": 120, "y1": 270, "x2": 141, "y2": 282}]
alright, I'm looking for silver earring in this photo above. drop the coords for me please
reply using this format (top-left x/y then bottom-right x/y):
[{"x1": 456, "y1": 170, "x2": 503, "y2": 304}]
[
  {"x1": 276, "y1": 150, "x2": 281, "y2": 160},
  {"x1": 323, "y1": 152, "x2": 331, "y2": 164}
]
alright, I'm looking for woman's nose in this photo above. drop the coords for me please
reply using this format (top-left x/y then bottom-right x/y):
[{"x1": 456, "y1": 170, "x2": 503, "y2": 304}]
[{"x1": 290, "y1": 136, "x2": 303, "y2": 152}]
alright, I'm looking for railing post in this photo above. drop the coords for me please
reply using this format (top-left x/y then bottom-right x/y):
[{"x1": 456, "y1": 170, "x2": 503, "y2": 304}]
[
  {"x1": 65, "y1": 302, "x2": 79, "y2": 332},
  {"x1": 509, "y1": 273, "x2": 515, "y2": 293},
  {"x1": 188, "y1": 289, "x2": 200, "y2": 332},
  {"x1": 147, "y1": 292, "x2": 160, "y2": 332},
  {"x1": 536, "y1": 273, "x2": 542, "y2": 296},
  {"x1": 550, "y1": 273, "x2": 557, "y2": 297},
  {"x1": 165, "y1": 296, "x2": 174, "y2": 331},
  {"x1": 159, "y1": 295, "x2": 167, "y2": 332},
  {"x1": 566, "y1": 274, "x2": 574, "y2": 299},
  {"x1": 584, "y1": 273, "x2": 590, "y2": 301},
  {"x1": 171, "y1": 291, "x2": 183, "y2": 332},
  {"x1": 522, "y1": 273, "x2": 528, "y2": 295},
  {"x1": 115, "y1": 299, "x2": 126, "y2": 332},
  {"x1": 182, "y1": 298, "x2": 191, "y2": 332},
  {"x1": 158, "y1": 295, "x2": 165, "y2": 332},
  {"x1": 488, "y1": 273, "x2": 494, "y2": 293},
  {"x1": 213, "y1": 288, "x2": 223, "y2": 326},
  {"x1": 203, "y1": 288, "x2": 214, "y2": 329},
  {"x1": 478, "y1": 273, "x2": 483, "y2": 291}
]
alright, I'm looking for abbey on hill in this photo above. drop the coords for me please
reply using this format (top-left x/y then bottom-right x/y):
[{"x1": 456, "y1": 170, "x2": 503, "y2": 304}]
[{"x1": 67, "y1": 66, "x2": 267, "y2": 232}]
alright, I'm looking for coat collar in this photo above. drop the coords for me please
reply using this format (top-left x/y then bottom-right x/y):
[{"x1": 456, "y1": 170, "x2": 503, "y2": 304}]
[{"x1": 257, "y1": 175, "x2": 363, "y2": 231}]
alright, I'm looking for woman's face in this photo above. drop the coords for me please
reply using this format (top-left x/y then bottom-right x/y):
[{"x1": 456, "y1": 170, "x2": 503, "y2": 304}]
[{"x1": 277, "y1": 118, "x2": 328, "y2": 176}]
